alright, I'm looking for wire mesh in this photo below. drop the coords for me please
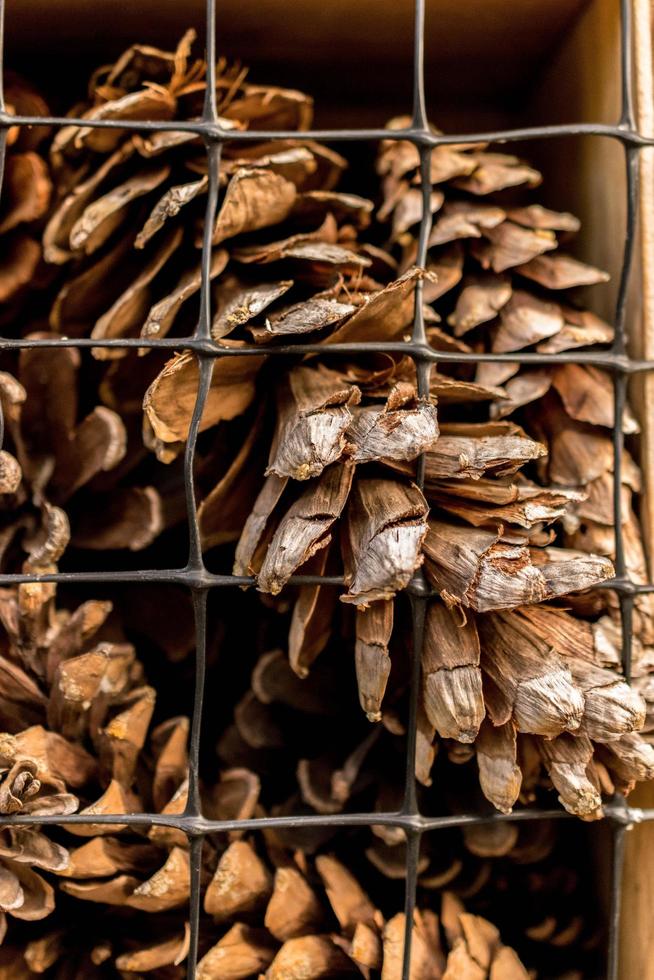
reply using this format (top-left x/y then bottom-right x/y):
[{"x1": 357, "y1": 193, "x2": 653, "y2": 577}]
[{"x1": 0, "y1": 0, "x2": 652, "y2": 976}]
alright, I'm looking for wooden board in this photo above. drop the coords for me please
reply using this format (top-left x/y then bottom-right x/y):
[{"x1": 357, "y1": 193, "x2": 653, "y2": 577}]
[
  {"x1": 5, "y1": 0, "x2": 588, "y2": 125},
  {"x1": 4, "y1": 0, "x2": 588, "y2": 80},
  {"x1": 536, "y1": 4, "x2": 654, "y2": 975},
  {"x1": 527, "y1": 0, "x2": 624, "y2": 318},
  {"x1": 619, "y1": 2, "x2": 654, "y2": 978},
  {"x1": 632, "y1": 0, "x2": 654, "y2": 563}
]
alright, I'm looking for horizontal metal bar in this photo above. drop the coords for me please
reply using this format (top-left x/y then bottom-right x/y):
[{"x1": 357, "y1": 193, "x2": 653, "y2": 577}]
[
  {"x1": 0, "y1": 569, "x2": 345, "y2": 588},
  {"x1": 1, "y1": 335, "x2": 653, "y2": 373},
  {"x1": 2, "y1": 112, "x2": 653, "y2": 148},
  {"x1": 0, "y1": 569, "x2": 647, "y2": 597},
  {"x1": 1, "y1": 800, "x2": 646, "y2": 836},
  {"x1": 595, "y1": 577, "x2": 654, "y2": 596},
  {"x1": 631, "y1": 808, "x2": 654, "y2": 821}
]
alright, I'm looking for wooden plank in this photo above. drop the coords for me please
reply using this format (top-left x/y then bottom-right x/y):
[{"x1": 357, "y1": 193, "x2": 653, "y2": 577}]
[
  {"x1": 5, "y1": 0, "x2": 587, "y2": 107},
  {"x1": 526, "y1": 0, "x2": 624, "y2": 322},
  {"x1": 619, "y1": 2, "x2": 654, "y2": 978},
  {"x1": 524, "y1": 0, "x2": 624, "y2": 953},
  {"x1": 505, "y1": 2, "x2": 654, "y2": 974},
  {"x1": 621, "y1": 787, "x2": 654, "y2": 978},
  {"x1": 632, "y1": 0, "x2": 654, "y2": 564}
]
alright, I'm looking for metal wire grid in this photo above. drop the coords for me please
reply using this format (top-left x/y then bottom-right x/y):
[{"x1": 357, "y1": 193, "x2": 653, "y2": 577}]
[{"x1": 0, "y1": 0, "x2": 653, "y2": 976}]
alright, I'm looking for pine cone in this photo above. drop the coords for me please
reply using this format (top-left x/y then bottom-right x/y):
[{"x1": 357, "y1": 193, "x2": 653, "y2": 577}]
[
  {"x1": 175, "y1": 117, "x2": 650, "y2": 816},
  {"x1": 371, "y1": 123, "x2": 654, "y2": 815},
  {"x1": 5, "y1": 842, "x2": 530, "y2": 977},
  {"x1": 0, "y1": 345, "x2": 164, "y2": 573},
  {"x1": 0, "y1": 580, "x2": 195, "y2": 954},
  {"x1": 211, "y1": 638, "x2": 603, "y2": 974},
  {"x1": 40, "y1": 31, "x2": 370, "y2": 430},
  {"x1": 0, "y1": 74, "x2": 51, "y2": 314},
  {"x1": 23, "y1": 32, "x2": 382, "y2": 567},
  {"x1": 197, "y1": 845, "x2": 529, "y2": 980}
]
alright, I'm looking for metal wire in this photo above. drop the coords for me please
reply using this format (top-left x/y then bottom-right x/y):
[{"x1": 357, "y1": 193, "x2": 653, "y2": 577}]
[{"x1": 0, "y1": 0, "x2": 650, "y2": 976}]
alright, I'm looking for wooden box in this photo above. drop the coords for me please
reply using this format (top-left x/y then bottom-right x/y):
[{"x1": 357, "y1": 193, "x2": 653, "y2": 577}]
[{"x1": 6, "y1": 0, "x2": 653, "y2": 975}]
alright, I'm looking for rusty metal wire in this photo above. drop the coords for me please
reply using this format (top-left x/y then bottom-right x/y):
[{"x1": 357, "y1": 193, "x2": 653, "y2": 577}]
[{"x1": 0, "y1": 0, "x2": 650, "y2": 976}]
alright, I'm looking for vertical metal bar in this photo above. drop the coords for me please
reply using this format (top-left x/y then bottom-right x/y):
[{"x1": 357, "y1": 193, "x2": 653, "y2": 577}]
[
  {"x1": 412, "y1": 0, "x2": 428, "y2": 131},
  {"x1": 401, "y1": 592, "x2": 427, "y2": 979},
  {"x1": 203, "y1": 0, "x2": 218, "y2": 122},
  {"x1": 185, "y1": 588, "x2": 208, "y2": 977},
  {"x1": 197, "y1": 142, "x2": 222, "y2": 342},
  {"x1": 187, "y1": 1, "x2": 218, "y2": 970},
  {"x1": 184, "y1": 357, "x2": 215, "y2": 572},
  {"x1": 414, "y1": 149, "x2": 434, "y2": 272},
  {"x1": 186, "y1": 587, "x2": 209, "y2": 815},
  {"x1": 186, "y1": 834, "x2": 205, "y2": 979},
  {"x1": 403, "y1": 593, "x2": 427, "y2": 817},
  {"x1": 400, "y1": 829, "x2": 422, "y2": 979},
  {"x1": 181, "y1": 373, "x2": 212, "y2": 980},
  {"x1": 189, "y1": 18, "x2": 222, "y2": 562},
  {"x1": 613, "y1": 145, "x2": 640, "y2": 357},
  {"x1": 619, "y1": 0, "x2": 635, "y2": 129},
  {"x1": 411, "y1": 148, "x2": 433, "y2": 353},
  {"x1": 413, "y1": 146, "x2": 434, "y2": 487},
  {"x1": 401, "y1": 1, "x2": 432, "y2": 966},
  {"x1": 607, "y1": 823, "x2": 627, "y2": 980}
]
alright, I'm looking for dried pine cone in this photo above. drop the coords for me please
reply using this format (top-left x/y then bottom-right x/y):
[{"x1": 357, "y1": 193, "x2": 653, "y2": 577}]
[
  {"x1": 0, "y1": 74, "x2": 51, "y2": 314},
  {"x1": 372, "y1": 123, "x2": 654, "y2": 815},
  {"x1": 215, "y1": 611, "x2": 654, "y2": 828},
  {"x1": 36, "y1": 30, "x2": 375, "y2": 475},
  {"x1": 0, "y1": 346, "x2": 165, "y2": 573},
  {"x1": 0, "y1": 837, "x2": 532, "y2": 979},
  {"x1": 197, "y1": 845, "x2": 530, "y2": 980},
  {"x1": 8, "y1": 32, "x2": 382, "y2": 572},
  {"x1": 154, "y1": 114, "x2": 651, "y2": 816},
  {"x1": 0, "y1": 580, "x2": 195, "y2": 948}
]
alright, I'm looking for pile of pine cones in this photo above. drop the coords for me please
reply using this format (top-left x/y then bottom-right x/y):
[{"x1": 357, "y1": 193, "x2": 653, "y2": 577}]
[{"x1": 0, "y1": 30, "x2": 650, "y2": 977}]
